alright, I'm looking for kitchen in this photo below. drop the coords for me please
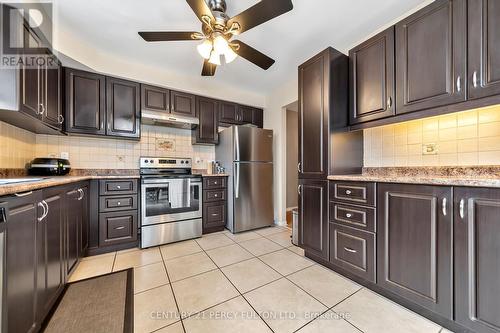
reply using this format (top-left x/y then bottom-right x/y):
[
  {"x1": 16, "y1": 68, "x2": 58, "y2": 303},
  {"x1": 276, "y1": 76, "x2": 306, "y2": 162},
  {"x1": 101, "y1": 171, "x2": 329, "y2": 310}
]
[{"x1": 1, "y1": 0, "x2": 500, "y2": 332}]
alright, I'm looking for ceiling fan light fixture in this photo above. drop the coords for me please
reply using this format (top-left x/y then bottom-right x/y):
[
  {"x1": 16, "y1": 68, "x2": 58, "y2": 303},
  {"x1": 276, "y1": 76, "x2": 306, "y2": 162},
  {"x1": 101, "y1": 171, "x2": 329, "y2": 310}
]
[
  {"x1": 208, "y1": 51, "x2": 221, "y2": 65},
  {"x1": 197, "y1": 39, "x2": 213, "y2": 59},
  {"x1": 213, "y1": 34, "x2": 230, "y2": 55},
  {"x1": 224, "y1": 47, "x2": 238, "y2": 64}
]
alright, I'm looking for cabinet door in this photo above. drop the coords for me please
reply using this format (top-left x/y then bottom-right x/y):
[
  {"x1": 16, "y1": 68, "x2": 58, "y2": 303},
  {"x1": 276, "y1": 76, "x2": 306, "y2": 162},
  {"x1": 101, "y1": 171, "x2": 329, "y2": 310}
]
[
  {"x1": 4, "y1": 191, "x2": 41, "y2": 333},
  {"x1": 42, "y1": 57, "x2": 62, "y2": 129},
  {"x1": 170, "y1": 90, "x2": 196, "y2": 117},
  {"x1": 395, "y1": 0, "x2": 467, "y2": 114},
  {"x1": 106, "y1": 77, "x2": 141, "y2": 139},
  {"x1": 65, "y1": 68, "x2": 106, "y2": 135},
  {"x1": 65, "y1": 189, "x2": 80, "y2": 275},
  {"x1": 19, "y1": 26, "x2": 42, "y2": 119},
  {"x1": 468, "y1": 0, "x2": 500, "y2": 100},
  {"x1": 298, "y1": 180, "x2": 328, "y2": 260},
  {"x1": 141, "y1": 84, "x2": 170, "y2": 112},
  {"x1": 455, "y1": 187, "x2": 500, "y2": 333},
  {"x1": 298, "y1": 51, "x2": 329, "y2": 179},
  {"x1": 349, "y1": 27, "x2": 395, "y2": 124},
  {"x1": 252, "y1": 108, "x2": 264, "y2": 128},
  {"x1": 194, "y1": 97, "x2": 218, "y2": 144},
  {"x1": 377, "y1": 184, "x2": 452, "y2": 318},
  {"x1": 36, "y1": 187, "x2": 64, "y2": 324},
  {"x1": 219, "y1": 101, "x2": 240, "y2": 124},
  {"x1": 238, "y1": 105, "x2": 254, "y2": 124}
]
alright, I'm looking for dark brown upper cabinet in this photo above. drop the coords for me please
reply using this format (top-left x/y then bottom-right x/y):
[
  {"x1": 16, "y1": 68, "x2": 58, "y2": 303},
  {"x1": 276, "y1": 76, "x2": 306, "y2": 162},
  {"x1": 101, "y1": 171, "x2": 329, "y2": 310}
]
[
  {"x1": 454, "y1": 187, "x2": 500, "y2": 333},
  {"x1": 350, "y1": 27, "x2": 395, "y2": 124},
  {"x1": 170, "y1": 90, "x2": 196, "y2": 117},
  {"x1": 193, "y1": 96, "x2": 219, "y2": 145},
  {"x1": 141, "y1": 84, "x2": 170, "y2": 113},
  {"x1": 238, "y1": 105, "x2": 254, "y2": 123},
  {"x1": 219, "y1": 101, "x2": 240, "y2": 124},
  {"x1": 377, "y1": 183, "x2": 453, "y2": 319},
  {"x1": 65, "y1": 68, "x2": 106, "y2": 136},
  {"x1": 252, "y1": 108, "x2": 264, "y2": 128},
  {"x1": 468, "y1": 0, "x2": 500, "y2": 100},
  {"x1": 43, "y1": 58, "x2": 63, "y2": 129},
  {"x1": 395, "y1": 0, "x2": 467, "y2": 115},
  {"x1": 106, "y1": 77, "x2": 140, "y2": 139},
  {"x1": 299, "y1": 179, "x2": 329, "y2": 261}
]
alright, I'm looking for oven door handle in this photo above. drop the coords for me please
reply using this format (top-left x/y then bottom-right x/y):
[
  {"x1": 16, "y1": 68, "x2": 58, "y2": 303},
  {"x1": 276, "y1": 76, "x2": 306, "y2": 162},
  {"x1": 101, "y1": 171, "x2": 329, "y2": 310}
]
[{"x1": 142, "y1": 178, "x2": 202, "y2": 185}]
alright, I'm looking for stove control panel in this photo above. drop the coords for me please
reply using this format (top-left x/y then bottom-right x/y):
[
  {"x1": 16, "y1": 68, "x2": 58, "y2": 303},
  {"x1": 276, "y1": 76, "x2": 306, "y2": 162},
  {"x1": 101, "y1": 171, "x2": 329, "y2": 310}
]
[{"x1": 140, "y1": 157, "x2": 192, "y2": 169}]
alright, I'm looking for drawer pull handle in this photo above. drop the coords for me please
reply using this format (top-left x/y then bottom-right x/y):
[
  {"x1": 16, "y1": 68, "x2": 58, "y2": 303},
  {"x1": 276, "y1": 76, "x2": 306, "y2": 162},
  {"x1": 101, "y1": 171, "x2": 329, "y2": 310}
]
[
  {"x1": 459, "y1": 199, "x2": 465, "y2": 219},
  {"x1": 442, "y1": 198, "x2": 447, "y2": 216},
  {"x1": 345, "y1": 190, "x2": 352, "y2": 195},
  {"x1": 214, "y1": 182, "x2": 218, "y2": 185},
  {"x1": 211, "y1": 213, "x2": 219, "y2": 217},
  {"x1": 115, "y1": 226, "x2": 125, "y2": 230},
  {"x1": 345, "y1": 213, "x2": 353, "y2": 218},
  {"x1": 117, "y1": 202, "x2": 121, "y2": 205},
  {"x1": 214, "y1": 194, "x2": 218, "y2": 197},
  {"x1": 344, "y1": 247, "x2": 357, "y2": 253}
]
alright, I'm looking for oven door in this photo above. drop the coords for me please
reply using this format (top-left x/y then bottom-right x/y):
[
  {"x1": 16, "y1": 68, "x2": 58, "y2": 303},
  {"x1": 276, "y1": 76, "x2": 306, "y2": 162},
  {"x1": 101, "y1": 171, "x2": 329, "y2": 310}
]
[{"x1": 141, "y1": 177, "x2": 202, "y2": 226}]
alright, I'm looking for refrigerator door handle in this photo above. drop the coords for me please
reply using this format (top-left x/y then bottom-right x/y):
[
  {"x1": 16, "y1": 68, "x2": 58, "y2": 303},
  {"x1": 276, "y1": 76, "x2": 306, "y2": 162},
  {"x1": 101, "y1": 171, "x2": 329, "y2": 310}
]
[
  {"x1": 235, "y1": 163, "x2": 240, "y2": 199},
  {"x1": 235, "y1": 126, "x2": 240, "y2": 161}
]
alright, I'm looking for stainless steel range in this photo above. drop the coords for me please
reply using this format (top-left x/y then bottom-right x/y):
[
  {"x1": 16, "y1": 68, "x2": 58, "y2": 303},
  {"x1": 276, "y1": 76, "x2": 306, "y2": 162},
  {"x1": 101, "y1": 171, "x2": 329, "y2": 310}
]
[{"x1": 140, "y1": 157, "x2": 202, "y2": 248}]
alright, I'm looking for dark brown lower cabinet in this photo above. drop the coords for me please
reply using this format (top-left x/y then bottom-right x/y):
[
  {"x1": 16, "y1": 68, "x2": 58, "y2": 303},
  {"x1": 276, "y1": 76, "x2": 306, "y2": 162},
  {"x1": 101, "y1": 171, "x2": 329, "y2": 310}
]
[
  {"x1": 377, "y1": 183, "x2": 453, "y2": 318},
  {"x1": 99, "y1": 210, "x2": 138, "y2": 247},
  {"x1": 299, "y1": 179, "x2": 328, "y2": 260},
  {"x1": 202, "y1": 176, "x2": 228, "y2": 234},
  {"x1": 65, "y1": 188, "x2": 81, "y2": 275},
  {"x1": 455, "y1": 187, "x2": 500, "y2": 333}
]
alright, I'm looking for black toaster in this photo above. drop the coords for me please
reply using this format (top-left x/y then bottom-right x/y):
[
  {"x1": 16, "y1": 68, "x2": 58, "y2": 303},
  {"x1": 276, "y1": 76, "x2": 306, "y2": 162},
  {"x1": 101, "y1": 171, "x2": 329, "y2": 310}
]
[{"x1": 28, "y1": 158, "x2": 71, "y2": 176}]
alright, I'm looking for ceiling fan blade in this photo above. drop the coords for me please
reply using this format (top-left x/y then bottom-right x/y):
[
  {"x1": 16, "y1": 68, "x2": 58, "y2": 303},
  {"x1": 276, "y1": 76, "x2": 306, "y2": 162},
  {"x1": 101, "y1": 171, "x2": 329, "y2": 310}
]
[
  {"x1": 186, "y1": 0, "x2": 215, "y2": 24},
  {"x1": 201, "y1": 59, "x2": 217, "y2": 76},
  {"x1": 227, "y1": 0, "x2": 293, "y2": 35},
  {"x1": 231, "y1": 40, "x2": 275, "y2": 70},
  {"x1": 138, "y1": 31, "x2": 202, "y2": 42}
]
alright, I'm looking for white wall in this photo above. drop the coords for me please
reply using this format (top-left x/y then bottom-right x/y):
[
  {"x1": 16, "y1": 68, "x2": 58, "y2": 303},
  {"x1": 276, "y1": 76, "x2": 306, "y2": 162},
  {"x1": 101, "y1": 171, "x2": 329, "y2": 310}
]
[{"x1": 265, "y1": 78, "x2": 298, "y2": 225}]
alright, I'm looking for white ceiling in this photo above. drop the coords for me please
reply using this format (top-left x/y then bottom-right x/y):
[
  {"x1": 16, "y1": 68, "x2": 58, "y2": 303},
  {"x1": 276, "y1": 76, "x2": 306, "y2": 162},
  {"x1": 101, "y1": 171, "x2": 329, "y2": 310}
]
[{"x1": 52, "y1": 0, "x2": 430, "y2": 96}]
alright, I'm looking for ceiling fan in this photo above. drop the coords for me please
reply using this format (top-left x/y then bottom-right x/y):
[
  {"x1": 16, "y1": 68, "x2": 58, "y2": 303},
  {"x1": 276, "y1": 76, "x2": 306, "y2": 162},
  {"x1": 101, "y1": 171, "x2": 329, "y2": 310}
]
[{"x1": 138, "y1": 0, "x2": 293, "y2": 76}]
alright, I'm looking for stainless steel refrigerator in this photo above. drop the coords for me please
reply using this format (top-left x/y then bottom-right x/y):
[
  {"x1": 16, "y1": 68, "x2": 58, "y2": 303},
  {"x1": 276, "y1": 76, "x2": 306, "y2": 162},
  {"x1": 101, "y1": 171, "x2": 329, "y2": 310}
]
[{"x1": 216, "y1": 126, "x2": 274, "y2": 233}]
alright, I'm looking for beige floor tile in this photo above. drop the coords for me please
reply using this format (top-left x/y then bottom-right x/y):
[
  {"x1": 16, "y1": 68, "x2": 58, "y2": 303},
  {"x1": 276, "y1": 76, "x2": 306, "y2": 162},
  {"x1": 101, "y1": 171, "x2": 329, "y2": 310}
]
[
  {"x1": 266, "y1": 231, "x2": 293, "y2": 247},
  {"x1": 68, "y1": 255, "x2": 114, "y2": 282},
  {"x1": 196, "y1": 233, "x2": 235, "y2": 251},
  {"x1": 259, "y1": 249, "x2": 314, "y2": 276},
  {"x1": 440, "y1": 328, "x2": 455, "y2": 333},
  {"x1": 114, "y1": 247, "x2": 162, "y2": 271},
  {"x1": 288, "y1": 265, "x2": 361, "y2": 307},
  {"x1": 239, "y1": 237, "x2": 283, "y2": 256},
  {"x1": 160, "y1": 240, "x2": 203, "y2": 260},
  {"x1": 165, "y1": 252, "x2": 217, "y2": 282},
  {"x1": 222, "y1": 258, "x2": 281, "y2": 293},
  {"x1": 81, "y1": 251, "x2": 116, "y2": 261},
  {"x1": 206, "y1": 244, "x2": 253, "y2": 267},
  {"x1": 183, "y1": 296, "x2": 272, "y2": 333},
  {"x1": 134, "y1": 262, "x2": 169, "y2": 294},
  {"x1": 154, "y1": 321, "x2": 184, "y2": 333},
  {"x1": 296, "y1": 310, "x2": 361, "y2": 333},
  {"x1": 134, "y1": 284, "x2": 179, "y2": 333},
  {"x1": 334, "y1": 289, "x2": 442, "y2": 333},
  {"x1": 254, "y1": 226, "x2": 287, "y2": 236},
  {"x1": 172, "y1": 270, "x2": 239, "y2": 318},
  {"x1": 224, "y1": 230, "x2": 262, "y2": 243},
  {"x1": 245, "y1": 278, "x2": 327, "y2": 333},
  {"x1": 287, "y1": 245, "x2": 305, "y2": 256}
]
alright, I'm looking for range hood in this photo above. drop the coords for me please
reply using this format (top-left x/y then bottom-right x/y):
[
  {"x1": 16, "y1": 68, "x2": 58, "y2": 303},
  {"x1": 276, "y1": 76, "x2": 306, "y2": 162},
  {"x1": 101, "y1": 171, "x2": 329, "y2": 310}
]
[{"x1": 141, "y1": 110, "x2": 199, "y2": 129}]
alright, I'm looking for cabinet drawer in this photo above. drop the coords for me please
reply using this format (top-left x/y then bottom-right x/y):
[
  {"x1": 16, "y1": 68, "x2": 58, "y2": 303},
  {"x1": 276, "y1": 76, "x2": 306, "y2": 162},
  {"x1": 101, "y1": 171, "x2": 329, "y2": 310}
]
[
  {"x1": 99, "y1": 179, "x2": 137, "y2": 195},
  {"x1": 203, "y1": 177, "x2": 226, "y2": 189},
  {"x1": 330, "y1": 182, "x2": 376, "y2": 207},
  {"x1": 330, "y1": 202, "x2": 376, "y2": 233},
  {"x1": 330, "y1": 224, "x2": 375, "y2": 283},
  {"x1": 203, "y1": 202, "x2": 226, "y2": 230},
  {"x1": 204, "y1": 189, "x2": 226, "y2": 202},
  {"x1": 99, "y1": 194, "x2": 138, "y2": 212},
  {"x1": 99, "y1": 210, "x2": 138, "y2": 247}
]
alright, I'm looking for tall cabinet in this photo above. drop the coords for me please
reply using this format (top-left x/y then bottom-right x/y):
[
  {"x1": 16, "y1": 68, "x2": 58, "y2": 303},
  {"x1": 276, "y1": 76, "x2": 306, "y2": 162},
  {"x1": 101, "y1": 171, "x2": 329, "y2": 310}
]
[{"x1": 297, "y1": 48, "x2": 363, "y2": 261}]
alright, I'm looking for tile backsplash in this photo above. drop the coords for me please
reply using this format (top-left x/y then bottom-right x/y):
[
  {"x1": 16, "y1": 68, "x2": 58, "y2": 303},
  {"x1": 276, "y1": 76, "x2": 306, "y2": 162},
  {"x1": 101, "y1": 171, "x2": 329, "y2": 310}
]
[
  {"x1": 35, "y1": 125, "x2": 215, "y2": 170},
  {"x1": 364, "y1": 105, "x2": 500, "y2": 167},
  {"x1": 0, "y1": 121, "x2": 36, "y2": 168}
]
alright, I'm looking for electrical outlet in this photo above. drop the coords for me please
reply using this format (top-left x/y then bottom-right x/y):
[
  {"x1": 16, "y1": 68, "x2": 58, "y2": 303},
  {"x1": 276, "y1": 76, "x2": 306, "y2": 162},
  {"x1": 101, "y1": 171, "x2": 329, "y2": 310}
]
[
  {"x1": 60, "y1": 152, "x2": 69, "y2": 159},
  {"x1": 422, "y1": 143, "x2": 437, "y2": 155}
]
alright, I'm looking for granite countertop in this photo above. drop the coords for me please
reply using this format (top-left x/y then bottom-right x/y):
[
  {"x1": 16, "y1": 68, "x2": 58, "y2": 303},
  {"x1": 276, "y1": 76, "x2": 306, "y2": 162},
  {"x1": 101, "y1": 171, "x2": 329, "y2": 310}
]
[{"x1": 328, "y1": 167, "x2": 500, "y2": 188}]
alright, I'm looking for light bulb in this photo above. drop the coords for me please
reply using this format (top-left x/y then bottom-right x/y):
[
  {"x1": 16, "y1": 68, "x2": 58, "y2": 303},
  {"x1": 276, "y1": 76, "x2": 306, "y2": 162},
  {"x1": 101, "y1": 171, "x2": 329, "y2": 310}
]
[
  {"x1": 213, "y1": 35, "x2": 229, "y2": 55},
  {"x1": 197, "y1": 39, "x2": 212, "y2": 60},
  {"x1": 224, "y1": 47, "x2": 238, "y2": 64},
  {"x1": 208, "y1": 51, "x2": 221, "y2": 65}
]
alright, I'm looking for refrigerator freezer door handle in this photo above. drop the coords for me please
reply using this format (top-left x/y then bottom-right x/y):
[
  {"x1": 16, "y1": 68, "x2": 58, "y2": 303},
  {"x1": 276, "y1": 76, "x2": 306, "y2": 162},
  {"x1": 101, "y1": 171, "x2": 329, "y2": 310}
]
[
  {"x1": 235, "y1": 163, "x2": 240, "y2": 199},
  {"x1": 235, "y1": 126, "x2": 240, "y2": 161}
]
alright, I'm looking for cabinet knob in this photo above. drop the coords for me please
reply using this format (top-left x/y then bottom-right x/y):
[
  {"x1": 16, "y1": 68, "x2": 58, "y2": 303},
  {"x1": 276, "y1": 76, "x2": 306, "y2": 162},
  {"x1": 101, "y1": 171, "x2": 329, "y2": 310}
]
[
  {"x1": 346, "y1": 213, "x2": 353, "y2": 218},
  {"x1": 117, "y1": 185, "x2": 121, "y2": 189},
  {"x1": 214, "y1": 182, "x2": 218, "y2": 185},
  {"x1": 117, "y1": 202, "x2": 121, "y2": 205},
  {"x1": 214, "y1": 194, "x2": 218, "y2": 197},
  {"x1": 345, "y1": 190, "x2": 352, "y2": 195}
]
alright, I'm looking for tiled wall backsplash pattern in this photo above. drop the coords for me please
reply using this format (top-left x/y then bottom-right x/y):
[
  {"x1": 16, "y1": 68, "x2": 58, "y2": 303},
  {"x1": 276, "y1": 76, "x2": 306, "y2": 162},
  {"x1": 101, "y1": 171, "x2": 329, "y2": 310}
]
[
  {"x1": 364, "y1": 105, "x2": 500, "y2": 167},
  {"x1": 0, "y1": 121, "x2": 36, "y2": 168},
  {"x1": 34, "y1": 125, "x2": 215, "y2": 170}
]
